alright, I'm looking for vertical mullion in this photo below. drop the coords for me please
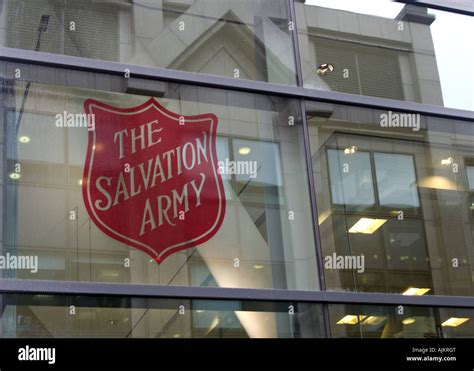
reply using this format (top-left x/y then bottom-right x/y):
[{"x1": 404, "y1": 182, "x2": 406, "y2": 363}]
[
  {"x1": 299, "y1": 99, "x2": 331, "y2": 338},
  {"x1": 288, "y1": 0, "x2": 304, "y2": 87}
]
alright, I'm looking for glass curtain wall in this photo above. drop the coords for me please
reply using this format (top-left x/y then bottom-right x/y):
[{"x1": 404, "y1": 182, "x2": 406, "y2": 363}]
[{"x1": 0, "y1": 0, "x2": 473, "y2": 339}]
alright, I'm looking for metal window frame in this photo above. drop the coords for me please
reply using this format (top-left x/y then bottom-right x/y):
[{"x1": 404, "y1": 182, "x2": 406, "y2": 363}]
[
  {"x1": 397, "y1": 0, "x2": 474, "y2": 16},
  {"x1": 0, "y1": 0, "x2": 474, "y2": 318},
  {"x1": 1, "y1": 279, "x2": 474, "y2": 308}
]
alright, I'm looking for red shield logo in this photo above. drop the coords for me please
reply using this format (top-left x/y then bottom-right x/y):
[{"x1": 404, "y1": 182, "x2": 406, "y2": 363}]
[{"x1": 82, "y1": 98, "x2": 225, "y2": 264}]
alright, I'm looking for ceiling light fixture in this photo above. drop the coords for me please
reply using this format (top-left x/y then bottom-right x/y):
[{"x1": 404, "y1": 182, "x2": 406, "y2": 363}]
[
  {"x1": 336, "y1": 315, "x2": 367, "y2": 325},
  {"x1": 348, "y1": 218, "x2": 387, "y2": 234},
  {"x1": 441, "y1": 317, "x2": 469, "y2": 327},
  {"x1": 402, "y1": 287, "x2": 430, "y2": 296},
  {"x1": 238, "y1": 146, "x2": 252, "y2": 156},
  {"x1": 402, "y1": 317, "x2": 416, "y2": 325}
]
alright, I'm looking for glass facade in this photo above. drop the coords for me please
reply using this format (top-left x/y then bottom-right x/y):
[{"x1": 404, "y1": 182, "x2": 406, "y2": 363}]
[
  {"x1": 0, "y1": 294, "x2": 324, "y2": 338},
  {"x1": 2, "y1": 293, "x2": 474, "y2": 338},
  {"x1": 0, "y1": 0, "x2": 473, "y2": 338},
  {"x1": 330, "y1": 303, "x2": 474, "y2": 338},
  {"x1": 309, "y1": 102, "x2": 474, "y2": 296},
  {"x1": 1, "y1": 69, "x2": 318, "y2": 290},
  {"x1": 1, "y1": 0, "x2": 297, "y2": 85}
]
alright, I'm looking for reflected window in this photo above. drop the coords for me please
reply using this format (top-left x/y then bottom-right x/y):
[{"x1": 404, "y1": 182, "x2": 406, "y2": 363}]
[
  {"x1": 313, "y1": 37, "x2": 405, "y2": 100},
  {"x1": 232, "y1": 138, "x2": 283, "y2": 205},
  {"x1": 374, "y1": 153, "x2": 420, "y2": 209},
  {"x1": 327, "y1": 149, "x2": 375, "y2": 208},
  {"x1": 467, "y1": 166, "x2": 474, "y2": 191},
  {"x1": 466, "y1": 164, "x2": 474, "y2": 215}
]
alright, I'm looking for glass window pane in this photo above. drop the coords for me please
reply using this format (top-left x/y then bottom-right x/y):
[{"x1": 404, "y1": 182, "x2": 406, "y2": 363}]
[
  {"x1": 232, "y1": 138, "x2": 283, "y2": 205},
  {"x1": 329, "y1": 303, "x2": 474, "y2": 338},
  {"x1": 1, "y1": 0, "x2": 297, "y2": 85},
  {"x1": 467, "y1": 166, "x2": 474, "y2": 191},
  {"x1": 374, "y1": 153, "x2": 420, "y2": 208},
  {"x1": 297, "y1": 1, "x2": 474, "y2": 110},
  {"x1": 0, "y1": 62, "x2": 319, "y2": 291},
  {"x1": 216, "y1": 136, "x2": 233, "y2": 200},
  {"x1": 308, "y1": 101, "x2": 474, "y2": 296},
  {"x1": 327, "y1": 149, "x2": 376, "y2": 208},
  {"x1": 0, "y1": 294, "x2": 324, "y2": 338}
]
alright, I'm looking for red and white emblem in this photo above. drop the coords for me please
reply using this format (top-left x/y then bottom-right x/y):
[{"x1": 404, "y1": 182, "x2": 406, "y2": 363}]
[{"x1": 82, "y1": 98, "x2": 225, "y2": 264}]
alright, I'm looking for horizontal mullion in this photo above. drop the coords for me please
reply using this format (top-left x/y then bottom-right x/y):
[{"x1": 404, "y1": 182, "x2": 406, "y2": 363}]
[
  {"x1": 0, "y1": 47, "x2": 473, "y2": 121},
  {"x1": 1, "y1": 279, "x2": 474, "y2": 308}
]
